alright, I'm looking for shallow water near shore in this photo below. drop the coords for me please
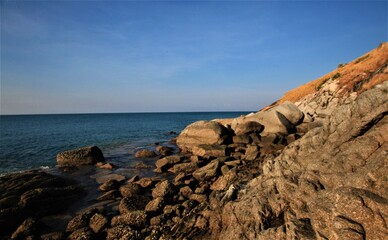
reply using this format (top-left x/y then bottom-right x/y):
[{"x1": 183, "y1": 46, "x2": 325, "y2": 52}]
[{"x1": 0, "y1": 112, "x2": 249, "y2": 175}]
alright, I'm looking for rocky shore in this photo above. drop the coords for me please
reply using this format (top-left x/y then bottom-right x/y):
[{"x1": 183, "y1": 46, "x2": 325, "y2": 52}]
[{"x1": 1, "y1": 44, "x2": 387, "y2": 240}]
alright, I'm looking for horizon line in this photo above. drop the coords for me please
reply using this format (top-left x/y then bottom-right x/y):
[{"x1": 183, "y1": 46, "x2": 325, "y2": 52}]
[{"x1": 0, "y1": 110, "x2": 255, "y2": 117}]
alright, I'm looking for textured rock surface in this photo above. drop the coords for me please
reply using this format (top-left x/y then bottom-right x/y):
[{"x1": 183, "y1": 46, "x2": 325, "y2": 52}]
[
  {"x1": 176, "y1": 120, "x2": 231, "y2": 153},
  {"x1": 192, "y1": 144, "x2": 227, "y2": 158},
  {"x1": 233, "y1": 121, "x2": 264, "y2": 135},
  {"x1": 135, "y1": 149, "x2": 157, "y2": 158},
  {"x1": 210, "y1": 82, "x2": 388, "y2": 239},
  {"x1": 57, "y1": 146, "x2": 105, "y2": 167},
  {"x1": 0, "y1": 171, "x2": 82, "y2": 238},
  {"x1": 232, "y1": 110, "x2": 296, "y2": 136}
]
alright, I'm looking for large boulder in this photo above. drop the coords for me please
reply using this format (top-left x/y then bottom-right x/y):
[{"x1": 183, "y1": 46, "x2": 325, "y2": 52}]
[
  {"x1": 57, "y1": 146, "x2": 105, "y2": 167},
  {"x1": 233, "y1": 121, "x2": 264, "y2": 135},
  {"x1": 176, "y1": 120, "x2": 231, "y2": 153},
  {"x1": 232, "y1": 110, "x2": 296, "y2": 136},
  {"x1": 269, "y1": 101, "x2": 304, "y2": 125}
]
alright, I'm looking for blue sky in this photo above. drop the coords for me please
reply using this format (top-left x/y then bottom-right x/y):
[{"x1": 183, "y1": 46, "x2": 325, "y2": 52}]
[{"x1": 1, "y1": 0, "x2": 387, "y2": 114}]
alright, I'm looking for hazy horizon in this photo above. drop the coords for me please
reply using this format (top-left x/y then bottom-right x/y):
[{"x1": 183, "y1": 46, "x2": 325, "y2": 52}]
[
  {"x1": 0, "y1": 110, "x2": 253, "y2": 116},
  {"x1": 1, "y1": 1, "x2": 387, "y2": 115}
]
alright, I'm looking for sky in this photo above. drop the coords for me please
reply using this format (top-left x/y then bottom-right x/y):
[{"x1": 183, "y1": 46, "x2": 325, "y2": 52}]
[{"x1": 1, "y1": 0, "x2": 387, "y2": 114}]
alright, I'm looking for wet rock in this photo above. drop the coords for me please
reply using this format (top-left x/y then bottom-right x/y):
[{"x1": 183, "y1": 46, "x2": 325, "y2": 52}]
[
  {"x1": 0, "y1": 171, "x2": 82, "y2": 238},
  {"x1": 96, "y1": 190, "x2": 120, "y2": 201},
  {"x1": 128, "y1": 175, "x2": 140, "y2": 183},
  {"x1": 40, "y1": 232, "x2": 65, "y2": 240},
  {"x1": 67, "y1": 227, "x2": 95, "y2": 240},
  {"x1": 57, "y1": 146, "x2": 105, "y2": 167},
  {"x1": 96, "y1": 162, "x2": 115, "y2": 170},
  {"x1": 111, "y1": 210, "x2": 147, "y2": 228},
  {"x1": 105, "y1": 225, "x2": 141, "y2": 240},
  {"x1": 134, "y1": 162, "x2": 153, "y2": 169},
  {"x1": 192, "y1": 144, "x2": 227, "y2": 158},
  {"x1": 135, "y1": 178, "x2": 160, "y2": 188},
  {"x1": 11, "y1": 218, "x2": 38, "y2": 239},
  {"x1": 135, "y1": 149, "x2": 157, "y2": 158},
  {"x1": 119, "y1": 195, "x2": 150, "y2": 214},
  {"x1": 156, "y1": 146, "x2": 174, "y2": 156},
  {"x1": 176, "y1": 120, "x2": 231, "y2": 153},
  {"x1": 95, "y1": 174, "x2": 126, "y2": 184},
  {"x1": 98, "y1": 179, "x2": 120, "y2": 192},
  {"x1": 119, "y1": 183, "x2": 143, "y2": 198},
  {"x1": 89, "y1": 213, "x2": 108, "y2": 234},
  {"x1": 192, "y1": 160, "x2": 220, "y2": 181},
  {"x1": 66, "y1": 208, "x2": 99, "y2": 232}
]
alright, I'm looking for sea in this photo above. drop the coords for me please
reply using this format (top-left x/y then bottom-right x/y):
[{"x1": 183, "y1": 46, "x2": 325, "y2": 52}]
[{"x1": 0, "y1": 112, "x2": 249, "y2": 175}]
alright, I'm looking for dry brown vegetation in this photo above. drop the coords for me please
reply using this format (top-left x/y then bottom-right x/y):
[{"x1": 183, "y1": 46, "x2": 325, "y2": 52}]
[{"x1": 275, "y1": 42, "x2": 388, "y2": 105}]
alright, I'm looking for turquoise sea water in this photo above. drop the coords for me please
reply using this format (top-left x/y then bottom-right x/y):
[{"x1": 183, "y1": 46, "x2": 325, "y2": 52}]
[{"x1": 0, "y1": 112, "x2": 248, "y2": 175}]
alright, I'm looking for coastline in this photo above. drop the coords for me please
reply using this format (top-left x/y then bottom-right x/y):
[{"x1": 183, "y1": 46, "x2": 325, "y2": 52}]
[{"x1": 2, "y1": 81, "x2": 387, "y2": 239}]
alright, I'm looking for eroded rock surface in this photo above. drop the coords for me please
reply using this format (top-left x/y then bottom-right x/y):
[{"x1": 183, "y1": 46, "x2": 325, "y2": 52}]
[
  {"x1": 176, "y1": 120, "x2": 231, "y2": 153},
  {"x1": 207, "y1": 82, "x2": 388, "y2": 239},
  {"x1": 0, "y1": 170, "x2": 83, "y2": 238}
]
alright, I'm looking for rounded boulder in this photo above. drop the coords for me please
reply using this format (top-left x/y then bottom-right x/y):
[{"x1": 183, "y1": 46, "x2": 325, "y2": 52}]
[{"x1": 57, "y1": 146, "x2": 105, "y2": 167}]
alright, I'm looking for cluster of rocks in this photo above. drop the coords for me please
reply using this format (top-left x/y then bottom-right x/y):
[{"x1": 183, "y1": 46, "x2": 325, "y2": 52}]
[
  {"x1": 295, "y1": 78, "x2": 359, "y2": 120},
  {"x1": 0, "y1": 171, "x2": 83, "y2": 239},
  {"x1": 2, "y1": 80, "x2": 386, "y2": 239},
  {"x1": 205, "y1": 81, "x2": 388, "y2": 239}
]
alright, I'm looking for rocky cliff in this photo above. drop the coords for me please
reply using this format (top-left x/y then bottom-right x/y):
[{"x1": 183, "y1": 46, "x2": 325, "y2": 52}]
[
  {"x1": 2, "y1": 44, "x2": 386, "y2": 240},
  {"x1": 168, "y1": 43, "x2": 388, "y2": 239},
  {"x1": 210, "y1": 81, "x2": 388, "y2": 239}
]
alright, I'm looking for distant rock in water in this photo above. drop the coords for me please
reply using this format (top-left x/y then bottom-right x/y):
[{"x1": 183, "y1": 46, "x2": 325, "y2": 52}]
[
  {"x1": 135, "y1": 149, "x2": 158, "y2": 158},
  {"x1": 56, "y1": 146, "x2": 105, "y2": 167}
]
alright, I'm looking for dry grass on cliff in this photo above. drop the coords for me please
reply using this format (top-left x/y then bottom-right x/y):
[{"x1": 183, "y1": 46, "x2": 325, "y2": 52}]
[{"x1": 276, "y1": 42, "x2": 388, "y2": 104}]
